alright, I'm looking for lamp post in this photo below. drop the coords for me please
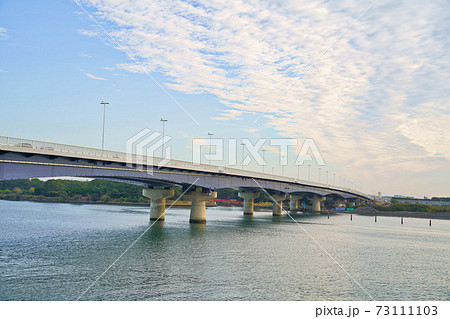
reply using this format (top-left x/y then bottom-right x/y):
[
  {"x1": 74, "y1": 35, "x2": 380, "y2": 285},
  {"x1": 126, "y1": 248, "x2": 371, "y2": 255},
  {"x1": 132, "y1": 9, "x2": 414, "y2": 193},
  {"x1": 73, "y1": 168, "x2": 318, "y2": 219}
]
[
  {"x1": 333, "y1": 173, "x2": 336, "y2": 186},
  {"x1": 281, "y1": 155, "x2": 286, "y2": 176},
  {"x1": 208, "y1": 132, "x2": 214, "y2": 165},
  {"x1": 326, "y1": 170, "x2": 329, "y2": 185},
  {"x1": 262, "y1": 149, "x2": 266, "y2": 173},
  {"x1": 100, "y1": 101, "x2": 109, "y2": 153},
  {"x1": 308, "y1": 164, "x2": 311, "y2": 181},
  {"x1": 297, "y1": 163, "x2": 300, "y2": 180},
  {"x1": 160, "y1": 118, "x2": 167, "y2": 158},
  {"x1": 318, "y1": 167, "x2": 321, "y2": 183}
]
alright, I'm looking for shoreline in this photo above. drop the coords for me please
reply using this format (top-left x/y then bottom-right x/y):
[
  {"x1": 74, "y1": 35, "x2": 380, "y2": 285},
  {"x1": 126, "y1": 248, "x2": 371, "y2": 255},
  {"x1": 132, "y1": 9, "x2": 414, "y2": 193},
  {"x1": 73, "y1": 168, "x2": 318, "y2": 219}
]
[
  {"x1": 351, "y1": 207, "x2": 450, "y2": 220},
  {"x1": 0, "y1": 197, "x2": 216, "y2": 208},
  {"x1": 1, "y1": 198, "x2": 449, "y2": 220}
]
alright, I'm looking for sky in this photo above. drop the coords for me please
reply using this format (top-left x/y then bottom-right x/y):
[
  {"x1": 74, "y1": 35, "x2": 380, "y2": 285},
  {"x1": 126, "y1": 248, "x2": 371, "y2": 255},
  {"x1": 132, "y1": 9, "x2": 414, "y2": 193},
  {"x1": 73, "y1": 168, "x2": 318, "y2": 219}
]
[{"x1": 0, "y1": 0, "x2": 449, "y2": 197}]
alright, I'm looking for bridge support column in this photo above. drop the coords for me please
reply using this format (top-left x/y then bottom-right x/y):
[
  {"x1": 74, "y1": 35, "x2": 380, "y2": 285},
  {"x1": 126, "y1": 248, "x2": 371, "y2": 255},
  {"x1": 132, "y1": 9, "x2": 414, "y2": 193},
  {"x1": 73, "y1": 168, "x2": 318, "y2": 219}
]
[
  {"x1": 142, "y1": 188, "x2": 175, "y2": 221},
  {"x1": 184, "y1": 189, "x2": 217, "y2": 224},
  {"x1": 238, "y1": 191, "x2": 260, "y2": 215},
  {"x1": 290, "y1": 194, "x2": 303, "y2": 212},
  {"x1": 310, "y1": 195, "x2": 326, "y2": 213},
  {"x1": 271, "y1": 193, "x2": 289, "y2": 216}
]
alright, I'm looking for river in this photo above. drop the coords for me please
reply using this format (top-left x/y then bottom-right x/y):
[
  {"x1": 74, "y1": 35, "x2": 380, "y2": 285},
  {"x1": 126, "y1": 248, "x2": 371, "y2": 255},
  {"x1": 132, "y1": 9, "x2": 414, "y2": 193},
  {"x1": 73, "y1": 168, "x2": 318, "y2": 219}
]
[{"x1": 0, "y1": 200, "x2": 448, "y2": 300}]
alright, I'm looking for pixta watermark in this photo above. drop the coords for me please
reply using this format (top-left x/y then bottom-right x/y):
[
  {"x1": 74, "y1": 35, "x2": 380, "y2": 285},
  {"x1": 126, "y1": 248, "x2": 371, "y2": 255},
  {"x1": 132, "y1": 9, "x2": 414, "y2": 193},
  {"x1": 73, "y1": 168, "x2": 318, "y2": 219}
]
[
  {"x1": 126, "y1": 129, "x2": 325, "y2": 175},
  {"x1": 192, "y1": 137, "x2": 325, "y2": 167},
  {"x1": 126, "y1": 128, "x2": 172, "y2": 175}
]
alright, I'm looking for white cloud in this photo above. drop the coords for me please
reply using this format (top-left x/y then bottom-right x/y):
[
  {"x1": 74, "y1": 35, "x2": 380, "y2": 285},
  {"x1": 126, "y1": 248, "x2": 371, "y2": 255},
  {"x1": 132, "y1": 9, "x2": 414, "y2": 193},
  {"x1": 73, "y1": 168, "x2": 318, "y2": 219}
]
[
  {"x1": 0, "y1": 27, "x2": 8, "y2": 40},
  {"x1": 396, "y1": 103, "x2": 450, "y2": 158},
  {"x1": 0, "y1": 69, "x2": 6, "y2": 73},
  {"x1": 85, "y1": 73, "x2": 106, "y2": 80},
  {"x1": 77, "y1": 29, "x2": 99, "y2": 37},
  {"x1": 211, "y1": 109, "x2": 243, "y2": 121},
  {"x1": 83, "y1": 0, "x2": 450, "y2": 195}
]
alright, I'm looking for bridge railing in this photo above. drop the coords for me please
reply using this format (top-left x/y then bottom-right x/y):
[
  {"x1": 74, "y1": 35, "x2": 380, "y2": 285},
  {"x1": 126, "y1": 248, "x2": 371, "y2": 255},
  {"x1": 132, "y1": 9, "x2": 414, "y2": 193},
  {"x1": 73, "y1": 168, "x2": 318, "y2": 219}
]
[
  {"x1": 0, "y1": 136, "x2": 124, "y2": 159},
  {"x1": 0, "y1": 136, "x2": 369, "y2": 198}
]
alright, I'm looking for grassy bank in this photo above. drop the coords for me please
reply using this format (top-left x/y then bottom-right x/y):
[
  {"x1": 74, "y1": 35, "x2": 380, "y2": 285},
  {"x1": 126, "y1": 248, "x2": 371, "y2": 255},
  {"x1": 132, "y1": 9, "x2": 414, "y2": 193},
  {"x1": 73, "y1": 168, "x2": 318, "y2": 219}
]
[{"x1": 368, "y1": 200, "x2": 450, "y2": 213}]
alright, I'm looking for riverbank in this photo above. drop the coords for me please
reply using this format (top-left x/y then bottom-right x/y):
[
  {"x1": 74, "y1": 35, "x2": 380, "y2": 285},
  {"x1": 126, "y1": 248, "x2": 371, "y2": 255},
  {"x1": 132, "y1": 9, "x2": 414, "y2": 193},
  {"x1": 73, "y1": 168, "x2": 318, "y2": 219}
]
[
  {"x1": 0, "y1": 196, "x2": 150, "y2": 206},
  {"x1": 0, "y1": 197, "x2": 201, "y2": 207},
  {"x1": 0, "y1": 197, "x2": 228, "y2": 208},
  {"x1": 352, "y1": 206, "x2": 450, "y2": 220}
]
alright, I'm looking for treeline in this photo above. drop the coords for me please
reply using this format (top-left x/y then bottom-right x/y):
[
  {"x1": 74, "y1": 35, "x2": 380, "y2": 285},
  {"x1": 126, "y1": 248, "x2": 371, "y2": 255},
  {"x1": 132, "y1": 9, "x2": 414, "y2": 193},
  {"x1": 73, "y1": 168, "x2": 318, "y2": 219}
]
[
  {"x1": 369, "y1": 200, "x2": 450, "y2": 213},
  {"x1": 400, "y1": 197, "x2": 450, "y2": 201},
  {"x1": 214, "y1": 188, "x2": 277, "y2": 203},
  {"x1": 0, "y1": 179, "x2": 290, "y2": 205},
  {"x1": 429, "y1": 197, "x2": 450, "y2": 201},
  {"x1": 0, "y1": 179, "x2": 150, "y2": 203},
  {"x1": 0, "y1": 179, "x2": 252, "y2": 205}
]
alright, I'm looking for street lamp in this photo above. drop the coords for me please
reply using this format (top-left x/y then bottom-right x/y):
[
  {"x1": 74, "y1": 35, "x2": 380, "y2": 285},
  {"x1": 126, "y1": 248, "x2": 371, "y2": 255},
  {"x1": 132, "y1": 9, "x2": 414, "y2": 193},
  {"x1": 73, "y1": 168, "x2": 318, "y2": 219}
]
[
  {"x1": 262, "y1": 149, "x2": 266, "y2": 173},
  {"x1": 100, "y1": 101, "x2": 109, "y2": 153},
  {"x1": 281, "y1": 155, "x2": 286, "y2": 176},
  {"x1": 333, "y1": 173, "x2": 336, "y2": 186},
  {"x1": 308, "y1": 164, "x2": 311, "y2": 181},
  {"x1": 326, "y1": 170, "x2": 329, "y2": 185},
  {"x1": 160, "y1": 118, "x2": 168, "y2": 158},
  {"x1": 318, "y1": 167, "x2": 321, "y2": 183},
  {"x1": 208, "y1": 132, "x2": 214, "y2": 165},
  {"x1": 297, "y1": 163, "x2": 300, "y2": 180}
]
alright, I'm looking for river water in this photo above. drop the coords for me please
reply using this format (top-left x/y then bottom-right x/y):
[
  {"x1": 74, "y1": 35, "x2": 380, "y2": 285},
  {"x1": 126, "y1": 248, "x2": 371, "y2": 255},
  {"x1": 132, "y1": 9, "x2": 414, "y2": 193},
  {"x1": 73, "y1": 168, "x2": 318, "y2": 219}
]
[{"x1": 0, "y1": 200, "x2": 448, "y2": 301}]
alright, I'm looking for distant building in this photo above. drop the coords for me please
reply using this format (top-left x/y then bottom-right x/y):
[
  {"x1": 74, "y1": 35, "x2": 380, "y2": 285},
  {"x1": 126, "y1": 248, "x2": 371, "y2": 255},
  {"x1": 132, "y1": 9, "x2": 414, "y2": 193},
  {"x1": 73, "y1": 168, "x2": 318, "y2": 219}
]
[{"x1": 382, "y1": 196, "x2": 393, "y2": 203}]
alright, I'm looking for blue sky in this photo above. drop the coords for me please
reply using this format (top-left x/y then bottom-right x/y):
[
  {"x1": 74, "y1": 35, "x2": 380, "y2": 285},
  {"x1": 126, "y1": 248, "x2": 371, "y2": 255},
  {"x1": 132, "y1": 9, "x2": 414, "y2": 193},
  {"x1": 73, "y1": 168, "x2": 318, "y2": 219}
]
[{"x1": 1, "y1": 0, "x2": 450, "y2": 197}]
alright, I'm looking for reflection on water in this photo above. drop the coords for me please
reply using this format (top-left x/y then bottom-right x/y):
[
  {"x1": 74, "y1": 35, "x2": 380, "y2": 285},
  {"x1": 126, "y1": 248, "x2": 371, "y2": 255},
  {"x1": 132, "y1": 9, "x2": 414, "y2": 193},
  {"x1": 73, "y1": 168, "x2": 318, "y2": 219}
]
[{"x1": 0, "y1": 200, "x2": 449, "y2": 301}]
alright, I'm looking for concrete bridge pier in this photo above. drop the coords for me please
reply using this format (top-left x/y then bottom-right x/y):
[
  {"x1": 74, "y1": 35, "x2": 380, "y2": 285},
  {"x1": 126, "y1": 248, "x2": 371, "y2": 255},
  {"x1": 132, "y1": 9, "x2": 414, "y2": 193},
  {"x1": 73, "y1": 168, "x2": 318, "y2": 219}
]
[
  {"x1": 289, "y1": 194, "x2": 303, "y2": 212},
  {"x1": 238, "y1": 191, "x2": 260, "y2": 215},
  {"x1": 310, "y1": 195, "x2": 326, "y2": 213},
  {"x1": 142, "y1": 188, "x2": 175, "y2": 221},
  {"x1": 184, "y1": 189, "x2": 217, "y2": 223},
  {"x1": 271, "y1": 193, "x2": 289, "y2": 216}
]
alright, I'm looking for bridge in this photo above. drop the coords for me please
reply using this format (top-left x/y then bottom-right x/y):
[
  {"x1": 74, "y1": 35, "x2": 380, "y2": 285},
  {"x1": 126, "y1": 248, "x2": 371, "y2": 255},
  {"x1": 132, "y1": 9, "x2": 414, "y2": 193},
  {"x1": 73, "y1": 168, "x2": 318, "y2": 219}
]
[{"x1": 0, "y1": 136, "x2": 372, "y2": 223}]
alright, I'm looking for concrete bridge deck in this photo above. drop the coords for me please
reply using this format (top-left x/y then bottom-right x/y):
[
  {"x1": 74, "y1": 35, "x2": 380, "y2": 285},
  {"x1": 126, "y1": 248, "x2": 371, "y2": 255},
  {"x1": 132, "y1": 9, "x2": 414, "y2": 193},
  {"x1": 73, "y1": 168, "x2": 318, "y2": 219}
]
[{"x1": 0, "y1": 136, "x2": 372, "y2": 223}]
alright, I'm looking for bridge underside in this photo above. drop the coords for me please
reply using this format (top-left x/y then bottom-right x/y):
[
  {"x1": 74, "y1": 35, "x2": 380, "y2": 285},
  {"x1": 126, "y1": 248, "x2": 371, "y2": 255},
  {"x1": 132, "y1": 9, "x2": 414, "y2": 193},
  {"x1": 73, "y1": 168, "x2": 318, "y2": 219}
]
[
  {"x1": 0, "y1": 149, "x2": 371, "y2": 223},
  {"x1": 0, "y1": 151, "x2": 368, "y2": 200}
]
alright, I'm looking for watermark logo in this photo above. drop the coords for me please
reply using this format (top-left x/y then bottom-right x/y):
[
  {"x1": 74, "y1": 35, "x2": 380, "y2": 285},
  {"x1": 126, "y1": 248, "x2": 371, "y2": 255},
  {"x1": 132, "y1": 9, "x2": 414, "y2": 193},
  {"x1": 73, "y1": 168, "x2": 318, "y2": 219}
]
[
  {"x1": 126, "y1": 128, "x2": 171, "y2": 175},
  {"x1": 126, "y1": 129, "x2": 325, "y2": 175},
  {"x1": 192, "y1": 137, "x2": 325, "y2": 167}
]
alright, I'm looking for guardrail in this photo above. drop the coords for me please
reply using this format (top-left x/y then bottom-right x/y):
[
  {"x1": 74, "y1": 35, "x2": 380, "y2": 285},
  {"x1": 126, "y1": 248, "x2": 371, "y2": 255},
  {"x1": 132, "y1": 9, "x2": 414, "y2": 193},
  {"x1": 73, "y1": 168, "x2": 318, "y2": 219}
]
[{"x1": 0, "y1": 135, "x2": 369, "y2": 198}]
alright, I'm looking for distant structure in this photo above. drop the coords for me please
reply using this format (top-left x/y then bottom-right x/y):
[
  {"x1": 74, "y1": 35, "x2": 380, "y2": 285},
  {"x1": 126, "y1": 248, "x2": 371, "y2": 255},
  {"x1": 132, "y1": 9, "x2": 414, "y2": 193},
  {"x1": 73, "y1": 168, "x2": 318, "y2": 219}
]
[{"x1": 380, "y1": 196, "x2": 450, "y2": 206}]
